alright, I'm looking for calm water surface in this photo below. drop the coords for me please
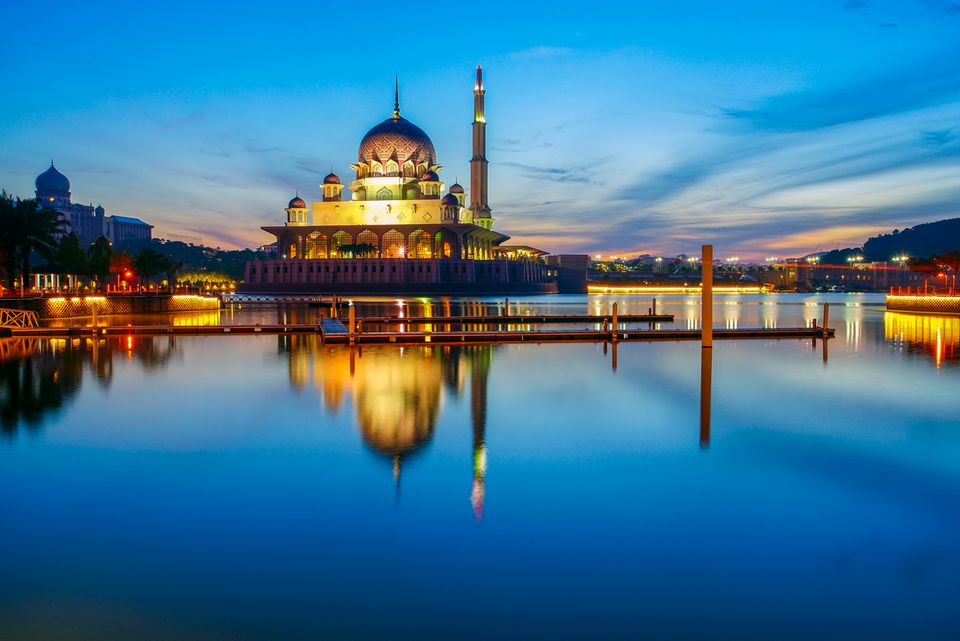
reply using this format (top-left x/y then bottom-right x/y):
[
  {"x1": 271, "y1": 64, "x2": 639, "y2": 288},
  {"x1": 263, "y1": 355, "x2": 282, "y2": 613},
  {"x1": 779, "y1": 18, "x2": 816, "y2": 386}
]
[{"x1": 1, "y1": 294, "x2": 958, "y2": 640}]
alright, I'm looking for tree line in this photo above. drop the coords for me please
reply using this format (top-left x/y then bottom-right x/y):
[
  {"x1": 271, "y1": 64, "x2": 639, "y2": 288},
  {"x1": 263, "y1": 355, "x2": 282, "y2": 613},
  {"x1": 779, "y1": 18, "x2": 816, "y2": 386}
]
[{"x1": 1, "y1": 193, "x2": 175, "y2": 291}]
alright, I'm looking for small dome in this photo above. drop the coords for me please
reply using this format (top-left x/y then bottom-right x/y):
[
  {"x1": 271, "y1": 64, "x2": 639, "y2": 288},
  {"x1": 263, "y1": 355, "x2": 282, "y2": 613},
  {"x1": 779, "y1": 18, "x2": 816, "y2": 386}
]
[
  {"x1": 323, "y1": 173, "x2": 341, "y2": 185},
  {"x1": 421, "y1": 170, "x2": 440, "y2": 182},
  {"x1": 441, "y1": 193, "x2": 459, "y2": 206},
  {"x1": 95, "y1": 205, "x2": 105, "y2": 215},
  {"x1": 449, "y1": 183, "x2": 464, "y2": 194},
  {"x1": 35, "y1": 162, "x2": 70, "y2": 194},
  {"x1": 288, "y1": 195, "x2": 307, "y2": 209}
]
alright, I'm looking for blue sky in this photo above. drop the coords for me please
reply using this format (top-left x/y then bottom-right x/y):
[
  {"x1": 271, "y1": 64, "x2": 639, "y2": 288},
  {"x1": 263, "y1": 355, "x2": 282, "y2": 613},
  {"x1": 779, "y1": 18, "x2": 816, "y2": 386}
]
[{"x1": 1, "y1": 0, "x2": 958, "y2": 258}]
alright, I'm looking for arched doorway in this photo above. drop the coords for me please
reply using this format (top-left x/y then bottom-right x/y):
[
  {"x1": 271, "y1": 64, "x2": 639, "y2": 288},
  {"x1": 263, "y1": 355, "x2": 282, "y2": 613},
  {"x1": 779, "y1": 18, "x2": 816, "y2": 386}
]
[
  {"x1": 409, "y1": 229, "x2": 432, "y2": 258},
  {"x1": 382, "y1": 229, "x2": 405, "y2": 258}
]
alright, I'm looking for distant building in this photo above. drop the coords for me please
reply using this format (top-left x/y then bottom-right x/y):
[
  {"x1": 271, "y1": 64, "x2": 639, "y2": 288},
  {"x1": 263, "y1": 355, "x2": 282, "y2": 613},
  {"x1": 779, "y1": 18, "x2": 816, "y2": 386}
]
[
  {"x1": 34, "y1": 162, "x2": 152, "y2": 246},
  {"x1": 107, "y1": 215, "x2": 153, "y2": 243}
]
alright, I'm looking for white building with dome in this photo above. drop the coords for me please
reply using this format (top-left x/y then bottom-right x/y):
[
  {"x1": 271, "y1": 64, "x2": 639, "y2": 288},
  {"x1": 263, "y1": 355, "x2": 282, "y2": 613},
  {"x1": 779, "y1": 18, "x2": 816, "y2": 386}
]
[{"x1": 242, "y1": 68, "x2": 585, "y2": 294}]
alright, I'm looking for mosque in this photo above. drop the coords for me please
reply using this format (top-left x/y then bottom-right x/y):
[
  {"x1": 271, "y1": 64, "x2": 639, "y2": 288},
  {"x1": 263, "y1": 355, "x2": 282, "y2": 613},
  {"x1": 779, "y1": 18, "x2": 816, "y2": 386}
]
[{"x1": 240, "y1": 68, "x2": 587, "y2": 294}]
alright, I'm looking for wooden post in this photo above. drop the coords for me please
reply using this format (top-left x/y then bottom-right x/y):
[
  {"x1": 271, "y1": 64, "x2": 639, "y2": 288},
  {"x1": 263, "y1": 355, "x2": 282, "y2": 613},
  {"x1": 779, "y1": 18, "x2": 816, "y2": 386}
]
[
  {"x1": 348, "y1": 304, "x2": 355, "y2": 344},
  {"x1": 504, "y1": 297, "x2": 509, "y2": 317},
  {"x1": 612, "y1": 302, "x2": 618, "y2": 341},
  {"x1": 822, "y1": 302, "x2": 829, "y2": 338},
  {"x1": 702, "y1": 245, "x2": 713, "y2": 348},
  {"x1": 652, "y1": 298, "x2": 657, "y2": 316}
]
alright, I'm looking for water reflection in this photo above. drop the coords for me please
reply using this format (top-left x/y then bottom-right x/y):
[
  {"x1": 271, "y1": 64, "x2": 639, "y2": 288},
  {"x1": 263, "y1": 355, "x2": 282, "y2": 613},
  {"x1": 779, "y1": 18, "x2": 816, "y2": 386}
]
[
  {"x1": 280, "y1": 336, "x2": 493, "y2": 513},
  {"x1": 885, "y1": 312, "x2": 960, "y2": 368},
  {"x1": 699, "y1": 346, "x2": 712, "y2": 449},
  {"x1": 0, "y1": 336, "x2": 180, "y2": 437}
]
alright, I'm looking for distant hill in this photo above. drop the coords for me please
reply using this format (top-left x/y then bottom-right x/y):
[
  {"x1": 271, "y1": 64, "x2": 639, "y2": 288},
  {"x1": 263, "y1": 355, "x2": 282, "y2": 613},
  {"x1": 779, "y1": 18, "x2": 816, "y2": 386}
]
[
  {"x1": 116, "y1": 238, "x2": 263, "y2": 280},
  {"x1": 862, "y1": 218, "x2": 960, "y2": 261}
]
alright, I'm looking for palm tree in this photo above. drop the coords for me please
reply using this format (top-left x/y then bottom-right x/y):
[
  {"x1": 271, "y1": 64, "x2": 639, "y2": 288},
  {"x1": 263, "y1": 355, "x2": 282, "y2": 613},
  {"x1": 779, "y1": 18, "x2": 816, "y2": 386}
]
[{"x1": 0, "y1": 194, "x2": 66, "y2": 290}]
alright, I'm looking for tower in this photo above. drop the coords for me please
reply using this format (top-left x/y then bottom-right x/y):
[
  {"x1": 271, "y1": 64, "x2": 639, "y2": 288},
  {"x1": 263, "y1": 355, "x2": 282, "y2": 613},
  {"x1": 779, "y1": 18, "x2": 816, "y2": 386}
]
[{"x1": 470, "y1": 66, "x2": 492, "y2": 230}]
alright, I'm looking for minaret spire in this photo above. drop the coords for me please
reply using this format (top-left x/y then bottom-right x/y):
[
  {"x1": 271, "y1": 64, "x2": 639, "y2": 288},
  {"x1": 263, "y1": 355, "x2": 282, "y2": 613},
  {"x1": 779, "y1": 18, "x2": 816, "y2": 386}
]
[
  {"x1": 393, "y1": 76, "x2": 400, "y2": 119},
  {"x1": 470, "y1": 66, "x2": 492, "y2": 229}
]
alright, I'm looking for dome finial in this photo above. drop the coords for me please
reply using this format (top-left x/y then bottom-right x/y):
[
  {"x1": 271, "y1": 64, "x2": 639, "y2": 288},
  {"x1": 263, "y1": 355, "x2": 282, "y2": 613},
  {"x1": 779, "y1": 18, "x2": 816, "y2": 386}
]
[{"x1": 393, "y1": 76, "x2": 400, "y2": 119}]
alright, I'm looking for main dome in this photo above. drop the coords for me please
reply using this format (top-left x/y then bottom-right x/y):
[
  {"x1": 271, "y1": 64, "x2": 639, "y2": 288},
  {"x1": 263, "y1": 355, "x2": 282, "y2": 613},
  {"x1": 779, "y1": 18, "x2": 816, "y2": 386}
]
[
  {"x1": 357, "y1": 115, "x2": 436, "y2": 166},
  {"x1": 35, "y1": 162, "x2": 70, "y2": 194}
]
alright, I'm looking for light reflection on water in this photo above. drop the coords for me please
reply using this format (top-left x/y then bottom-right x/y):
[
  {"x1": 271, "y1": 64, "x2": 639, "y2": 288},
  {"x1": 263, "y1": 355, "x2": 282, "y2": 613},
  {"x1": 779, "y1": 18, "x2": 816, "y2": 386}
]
[{"x1": 0, "y1": 293, "x2": 958, "y2": 640}]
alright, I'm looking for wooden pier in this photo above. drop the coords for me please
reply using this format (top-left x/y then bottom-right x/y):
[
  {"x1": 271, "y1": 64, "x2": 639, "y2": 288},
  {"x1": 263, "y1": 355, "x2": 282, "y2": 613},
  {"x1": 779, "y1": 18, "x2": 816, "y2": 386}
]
[
  {"x1": 6, "y1": 322, "x2": 834, "y2": 344},
  {"x1": 357, "y1": 313, "x2": 674, "y2": 325}
]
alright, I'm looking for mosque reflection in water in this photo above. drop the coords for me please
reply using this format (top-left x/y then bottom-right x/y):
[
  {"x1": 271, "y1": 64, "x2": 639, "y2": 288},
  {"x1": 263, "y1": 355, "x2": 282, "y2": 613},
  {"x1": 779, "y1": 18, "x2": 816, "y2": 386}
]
[
  {"x1": 280, "y1": 335, "x2": 491, "y2": 518},
  {"x1": 0, "y1": 336, "x2": 180, "y2": 438}
]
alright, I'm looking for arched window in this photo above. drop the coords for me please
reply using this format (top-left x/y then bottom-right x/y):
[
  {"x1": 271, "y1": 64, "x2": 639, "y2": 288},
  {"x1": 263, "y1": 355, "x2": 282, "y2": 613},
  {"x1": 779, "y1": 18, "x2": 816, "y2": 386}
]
[
  {"x1": 305, "y1": 231, "x2": 328, "y2": 259},
  {"x1": 434, "y1": 230, "x2": 455, "y2": 259},
  {"x1": 385, "y1": 160, "x2": 399, "y2": 176},
  {"x1": 370, "y1": 161, "x2": 383, "y2": 176},
  {"x1": 402, "y1": 161, "x2": 415, "y2": 177},
  {"x1": 330, "y1": 231, "x2": 353, "y2": 258},
  {"x1": 376, "y1": 187, "x2": 393, "y2": 200},
  {"x1": 288, "y1": 243, "x2": 297, "y2": 259},
  {"x1": 404, "y1": 186, "x2": 420, "y2": 200},
  {"x1": 409, "y1": 229, "x2": 432, "y2": 259},
  {"x1": 382, "y1": 229, "x2": 405, "y2": 258},
  {"x1": 357, "y1": 230, "x2": 378, "y2": 257}
]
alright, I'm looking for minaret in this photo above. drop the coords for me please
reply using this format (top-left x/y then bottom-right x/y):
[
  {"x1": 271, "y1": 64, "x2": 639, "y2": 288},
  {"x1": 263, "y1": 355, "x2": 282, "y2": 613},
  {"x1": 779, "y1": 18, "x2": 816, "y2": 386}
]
[{"x1": 470, "y1": 66, "x2": 492, "y2": 230}]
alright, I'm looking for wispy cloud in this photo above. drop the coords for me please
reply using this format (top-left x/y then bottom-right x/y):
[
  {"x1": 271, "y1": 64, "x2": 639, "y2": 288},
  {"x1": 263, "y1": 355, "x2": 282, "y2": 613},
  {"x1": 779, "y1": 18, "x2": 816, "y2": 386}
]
[{"x1": 722, "y1": 49, "x2": 960, "y2": 133}]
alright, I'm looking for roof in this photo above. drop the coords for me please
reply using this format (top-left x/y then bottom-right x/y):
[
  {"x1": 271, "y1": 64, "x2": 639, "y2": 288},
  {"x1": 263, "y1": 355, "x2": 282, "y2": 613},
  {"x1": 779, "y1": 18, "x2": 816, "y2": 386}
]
[
  {"x1": 493, "y1": 245, "x2": 549, "y2": 257},
  {"x1": 110, "y1": 215, "x2": 153, "y2": 227}
]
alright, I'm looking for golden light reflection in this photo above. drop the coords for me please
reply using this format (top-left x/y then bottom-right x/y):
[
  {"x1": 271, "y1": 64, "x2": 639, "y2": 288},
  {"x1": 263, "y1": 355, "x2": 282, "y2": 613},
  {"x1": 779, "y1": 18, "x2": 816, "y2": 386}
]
[
  {"x1": 884, "y1": 312, "x2": 959, "y2": 368},
  {"x1": 282, "y1": 337, "x2": 493, "y2": 511}
]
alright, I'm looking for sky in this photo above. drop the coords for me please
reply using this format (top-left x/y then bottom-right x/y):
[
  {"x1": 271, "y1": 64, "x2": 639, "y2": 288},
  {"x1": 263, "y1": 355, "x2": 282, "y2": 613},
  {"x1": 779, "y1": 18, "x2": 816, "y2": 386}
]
[{"x1": 1, "y1": 0, "x2": 958, "y2": 259}]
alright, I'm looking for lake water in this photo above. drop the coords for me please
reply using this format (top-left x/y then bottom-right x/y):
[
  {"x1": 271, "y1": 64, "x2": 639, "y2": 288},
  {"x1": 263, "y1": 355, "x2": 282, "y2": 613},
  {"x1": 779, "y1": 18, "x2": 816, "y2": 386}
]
[{"x1": 1, "y1": 293, "x2": 958, "y2": 640}]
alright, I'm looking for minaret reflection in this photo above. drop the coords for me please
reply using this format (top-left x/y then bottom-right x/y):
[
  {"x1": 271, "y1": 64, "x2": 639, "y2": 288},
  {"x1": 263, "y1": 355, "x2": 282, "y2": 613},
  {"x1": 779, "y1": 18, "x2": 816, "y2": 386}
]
[
  {"x1": 469, "y1": 347, "x2": 490, "y2": 521},
  {"x1": 282, "y1": 337, "x2": 494, "y2": 509}
]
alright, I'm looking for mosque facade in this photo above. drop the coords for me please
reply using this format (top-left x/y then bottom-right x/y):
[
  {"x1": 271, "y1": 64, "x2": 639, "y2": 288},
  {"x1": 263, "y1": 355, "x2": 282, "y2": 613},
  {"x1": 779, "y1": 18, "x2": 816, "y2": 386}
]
[{"x1": 241, "y1": 68, "x2": 586, "y2": 294}]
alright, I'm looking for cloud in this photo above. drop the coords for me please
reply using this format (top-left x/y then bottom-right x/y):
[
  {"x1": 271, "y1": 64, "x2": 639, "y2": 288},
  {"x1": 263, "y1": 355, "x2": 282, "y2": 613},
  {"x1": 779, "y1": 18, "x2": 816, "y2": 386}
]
[
  {"x1": 922, "y1": 0, "x2": 960, "y2": 15},
  {"x1": 500, "y1": 158, "x2": 612, "y2": 184},
  {"x1": 722, "y1": 49, "x2": 960, "y2": 133}
]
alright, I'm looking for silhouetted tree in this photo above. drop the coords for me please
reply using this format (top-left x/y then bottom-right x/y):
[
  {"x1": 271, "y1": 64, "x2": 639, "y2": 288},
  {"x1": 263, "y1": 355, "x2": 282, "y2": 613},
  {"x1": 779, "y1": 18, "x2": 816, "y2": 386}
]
[
  {"x1": 87, "y1": 236, "x2": 112, "y2": 290},
  {"x1": 908, "y1": 258, "x2": 941, "y2": 293},
  {"x1": 0, "y1": 194, "x2": 66, "y2": 288},
  {"x1": 935, "y1": 251, "x2": 960, "y2": 292},
  {"x1": 132, "y1": 248, "x2": 170, "y2": 287},
  {"x1": 55, "y1": 232, "x2": 88, "y2": 279}
]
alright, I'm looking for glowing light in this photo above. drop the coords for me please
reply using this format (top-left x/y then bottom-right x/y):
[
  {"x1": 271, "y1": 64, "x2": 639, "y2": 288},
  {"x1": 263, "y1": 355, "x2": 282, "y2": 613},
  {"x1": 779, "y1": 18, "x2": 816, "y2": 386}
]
[{"x1": 587, "y1": 284, "x2": 769, "y2": 294}]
